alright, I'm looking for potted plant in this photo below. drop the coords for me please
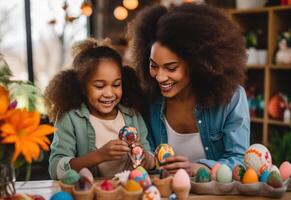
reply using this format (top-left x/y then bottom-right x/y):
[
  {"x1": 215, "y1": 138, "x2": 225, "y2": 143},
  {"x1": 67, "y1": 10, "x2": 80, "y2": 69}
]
[{"x1": 0, "y1": 54, "x2": 55, "y2": 198}]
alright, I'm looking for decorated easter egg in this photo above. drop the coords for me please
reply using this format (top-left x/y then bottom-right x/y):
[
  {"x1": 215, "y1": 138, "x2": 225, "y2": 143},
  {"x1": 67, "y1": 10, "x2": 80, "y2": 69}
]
[
  {"x1": 168, "y1": 193, "x2": 177, "y2": 200},
  {"x1": 50, "y1": 192, "x2": 73, "y2": 200},
  {"x1": 242, "y1": 168, "x2": 258, "y2": 184},
  {"x1": 270, "y1": 165, "x2": 280, "y2": 173},
  {"x1": 129, "y1": 166, "x2": 152, "y2": 190},
  {"x1": 79, "y1": 168, "x2": 94, "y2": 184},
  {"x1": 130, "y1": 144, "x2": 144, "y2": 168},
  {"x1": 74, "y1": 176, "x2": 92, "y2": 191},
  {"x1": 232, "y1": 165, "x2": 246, "y2": 181},
  {"x1": 12, "y1": 194, "x2": 45, "y2": 200},
  {"x1": 60, "y1": 169, "x2": 80, "y2": 185},
  {"x1": 195, "y1": 167, "x2": 211, "y2": 183},
  {"x1": 267, "y1": 171, "x2": 283, "y2": 188},
  {"x1": 119, "y1": 125, "x2": 138, "y2": 145},
  {"x1": 124, "y1": 180, "x2": 142, "y2": 191},
  {"x1": 211, "y1": 163, "x2": 220, "y2": 180},
  {"x1": 154, "y1": 144, "x2": 175, "y2": 167},
  {"x1": 216, "y1": 164, "x2": 232, "y2": 183},
  {"x1": 172, "y1": 169, "x2": 191, "y2": 199},
  {"x1": 113, "y1": 170, "x2": 130, "y2": 186},
  {"x1": 279, "y1": 161, "x2": 291, "y2": 181},
  {"x1": 142, "y1": 185, "x2": 161, "y2": 200},
  {"x1": 244, "y1": 144, "x2": 272, "y2": 176},
  {"x1": 100, "y1": 180, "x2": 115, "y2": 191},
  {"x1": 260, "y1": 170, "x2": 270, "y2": 183}
]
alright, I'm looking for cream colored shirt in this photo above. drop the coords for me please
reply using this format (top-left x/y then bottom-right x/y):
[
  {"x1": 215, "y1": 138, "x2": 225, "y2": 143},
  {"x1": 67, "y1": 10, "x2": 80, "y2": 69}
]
[
  {"x1": 89, "y1": 111, "x2": 131, "y2": 178},
  {"x1": 165, "y1": 117, "x2": 206, "y2": 162}
]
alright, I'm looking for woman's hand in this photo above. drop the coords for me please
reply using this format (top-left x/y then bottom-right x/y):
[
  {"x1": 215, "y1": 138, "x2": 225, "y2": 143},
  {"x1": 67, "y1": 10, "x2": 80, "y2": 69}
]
[
  {"x1": 141, "y1": 151, "x2": 156, "y2": 170},
  {"x1": 190, "y1": 163, "x2": 210, "y2": 176},
  {"x1": 96, "y1": 139, "x2": 130, "y2": 162},
  {"x1": 161, "y1": 155, "x2": 192, "y2": 176},
  {"x1": 160, "y1": 156, "x2": 210, "y2": 176}
]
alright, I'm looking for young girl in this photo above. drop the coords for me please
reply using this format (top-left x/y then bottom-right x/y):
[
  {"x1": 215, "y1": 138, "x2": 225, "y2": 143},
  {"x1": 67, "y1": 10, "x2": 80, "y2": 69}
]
[
  {"x1": 46, "y1": 38, "x2": 155, "y2": 180},
  {"x1": 129, "y1": 4, "x2": 250, "y2": 176}
]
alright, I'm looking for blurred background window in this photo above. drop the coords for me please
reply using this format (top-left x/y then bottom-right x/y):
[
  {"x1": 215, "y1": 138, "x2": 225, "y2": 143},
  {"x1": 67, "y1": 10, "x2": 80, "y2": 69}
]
[
  {"x1": 0, "y1": 1, "x2": 27, "y2": 81},
  {"x1": 31, "y1": 0, "x2": 87, "y2": 90},
  {"x1": 0, "y1": 0, "x2": 88, "y2": 91}
]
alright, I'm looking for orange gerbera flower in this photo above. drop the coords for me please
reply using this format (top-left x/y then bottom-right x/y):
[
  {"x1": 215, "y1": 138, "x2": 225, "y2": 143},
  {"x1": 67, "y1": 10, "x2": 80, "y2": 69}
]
[
  {"x1": 0, "y1": 109, "x2": 55, "y2": 163},
  {"x1": 0, "y1": 85, "x2": 9, "y2": 119}
]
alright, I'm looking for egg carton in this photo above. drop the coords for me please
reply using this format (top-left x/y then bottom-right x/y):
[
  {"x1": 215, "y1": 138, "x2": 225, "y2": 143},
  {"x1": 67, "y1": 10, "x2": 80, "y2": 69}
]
[
  {"x1": 191, "y1": 178, "x2": 289, "y2": 198},
  {"x1": 59, "y1": 181, "x2": 143, "y2": 200}
]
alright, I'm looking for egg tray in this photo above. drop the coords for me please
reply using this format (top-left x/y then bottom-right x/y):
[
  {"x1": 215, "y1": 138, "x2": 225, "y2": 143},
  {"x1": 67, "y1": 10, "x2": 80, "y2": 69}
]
[
  {"x1": 59, "y1": 181, "x2": 143, "y2": 200},
  {"x1": 191, "y1": 178, "x2": 290, "y2": 198}
]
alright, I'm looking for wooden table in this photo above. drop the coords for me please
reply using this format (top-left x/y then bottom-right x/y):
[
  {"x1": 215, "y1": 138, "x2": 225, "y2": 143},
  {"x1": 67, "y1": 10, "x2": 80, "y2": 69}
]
[{"x1": 15, "y1": 180, "x2": 291, "y2": 200}]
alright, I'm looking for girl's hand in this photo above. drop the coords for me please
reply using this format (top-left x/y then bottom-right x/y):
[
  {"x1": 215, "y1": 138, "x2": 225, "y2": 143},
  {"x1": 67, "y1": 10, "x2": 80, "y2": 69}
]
[
  {"x1": 161, "y1": 155, "x2": 192, "y2": 176},
  {"x1": 97, "y1": 139, "x2": 130, "y2": 162}
]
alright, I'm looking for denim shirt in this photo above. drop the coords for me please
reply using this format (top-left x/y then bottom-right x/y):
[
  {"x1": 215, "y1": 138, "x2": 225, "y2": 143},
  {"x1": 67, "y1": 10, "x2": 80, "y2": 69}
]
[{"x1": 146, "y1": 86, "x2": 250, "y2": 169}]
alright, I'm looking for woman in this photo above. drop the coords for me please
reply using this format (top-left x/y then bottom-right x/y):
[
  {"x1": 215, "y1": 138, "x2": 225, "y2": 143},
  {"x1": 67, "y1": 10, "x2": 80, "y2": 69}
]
[{"x1": 129, "y1": 3, "x2": 250, "y2": 176}]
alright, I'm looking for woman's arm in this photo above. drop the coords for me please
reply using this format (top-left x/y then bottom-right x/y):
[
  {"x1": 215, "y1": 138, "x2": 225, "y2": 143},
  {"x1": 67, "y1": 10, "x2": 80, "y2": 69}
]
[{"x1": 197, "y1": 86, "x2": 250, "y2": 170}]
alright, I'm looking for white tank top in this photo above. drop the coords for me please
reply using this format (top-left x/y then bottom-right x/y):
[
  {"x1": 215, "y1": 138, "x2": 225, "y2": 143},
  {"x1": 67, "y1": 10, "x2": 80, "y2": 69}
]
[
  {"x1": 164, "y1": 117, "x2": 206, "y2": 162},
  {"x1": 89, "y1": 111, "x2": 130, "y2": 178}
]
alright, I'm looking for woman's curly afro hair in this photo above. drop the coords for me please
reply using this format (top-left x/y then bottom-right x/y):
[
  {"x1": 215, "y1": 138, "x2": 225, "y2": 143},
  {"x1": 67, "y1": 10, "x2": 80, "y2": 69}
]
[{"x1": 130, "y1": 3, "x2": 247, "y2": 107}]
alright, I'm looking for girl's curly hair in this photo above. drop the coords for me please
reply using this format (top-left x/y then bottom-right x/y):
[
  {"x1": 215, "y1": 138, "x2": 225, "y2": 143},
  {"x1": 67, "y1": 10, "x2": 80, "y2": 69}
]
[
  {"x1": 129, "y1": 3, "x2": 247, "y2": 107},
  {"x1": 45, "y1": 38, "x2": 145, "y2": 121}
]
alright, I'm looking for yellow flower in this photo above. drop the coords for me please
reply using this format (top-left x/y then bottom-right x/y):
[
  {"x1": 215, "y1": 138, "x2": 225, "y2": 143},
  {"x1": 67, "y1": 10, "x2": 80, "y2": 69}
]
[
  {"x1": 0, "y1": 109, "x2": 55, "y2": 163},
  {"x1": 0, "y1": 85, "x2": 9, "y2": 119}
]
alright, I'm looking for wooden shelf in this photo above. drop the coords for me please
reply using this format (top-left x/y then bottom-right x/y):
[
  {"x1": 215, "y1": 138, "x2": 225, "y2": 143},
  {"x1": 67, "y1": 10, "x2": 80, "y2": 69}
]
[
  {"x1": 251, "y1": 117, "x2": 264, "y2": 123},
  {"x1": 229, "y1": 5, "x2": 291, "y2": 14},
  {"x1": 270, "y1": 65, "x2": 291, "y2": 70},
  {"x1": 268, "y1": 119, "x2": 291, "y2": 127},
  {"x1": 229, "y1": 8, "x2": 268, "y2": 15},
  {"x1": 272, "y1": 5, "x2": 291, "y2": 11},
  {"x1": 229, "y1": 5, "x2": 291, "y2": 146},
  {"x1": 246, "y1": 64, "x2": 266, "y2": 69}
]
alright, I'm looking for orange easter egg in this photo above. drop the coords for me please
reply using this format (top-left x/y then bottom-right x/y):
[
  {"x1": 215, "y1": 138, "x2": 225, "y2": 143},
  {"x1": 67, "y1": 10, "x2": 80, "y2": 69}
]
[{"x1": 242, "y1": 168, "x2": 259, "y2": 184}]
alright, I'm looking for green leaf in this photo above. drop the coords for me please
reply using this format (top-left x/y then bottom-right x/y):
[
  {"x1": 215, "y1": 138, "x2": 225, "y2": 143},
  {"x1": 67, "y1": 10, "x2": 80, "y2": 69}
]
[
  {"x1": 13, "y1": 156, "x2": 26, "y2": 169},
  {"x1": 25, "y1": 164, "x2": 32, "y2": 181}
]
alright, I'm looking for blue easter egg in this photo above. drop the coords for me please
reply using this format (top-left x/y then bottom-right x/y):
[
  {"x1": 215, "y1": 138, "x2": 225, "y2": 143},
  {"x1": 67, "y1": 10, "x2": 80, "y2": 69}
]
[
  {"x1": 50, "y1": 191, "x2": 73, "y2": 200},
  {"x1": 168, "y1": 193, "x2": 177, "y2": 200},
  {"x1": 260, "y1": 170, "x2": 270, "y2": 183}
]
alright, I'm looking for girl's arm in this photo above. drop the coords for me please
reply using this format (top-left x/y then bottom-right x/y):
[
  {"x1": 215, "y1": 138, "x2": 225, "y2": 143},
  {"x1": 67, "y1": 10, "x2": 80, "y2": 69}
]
[
  {"x1": 70, "y1": 139, "x2": 130, "y2": 172},
  {"x1": 49, "y1": 112, "x2": 130, "y2": 180},
  {"x1": 49, "y1": 113, "x2": 77, "y2": 180}
]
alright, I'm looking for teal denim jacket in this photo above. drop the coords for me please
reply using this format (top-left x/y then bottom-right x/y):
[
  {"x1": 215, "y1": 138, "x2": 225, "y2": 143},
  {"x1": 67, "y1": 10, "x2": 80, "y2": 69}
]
[
  {"x1": 49, "y1": 103, "x2": 150, "y2": 180},
  {"x1": 146, "y1": 86, "x2": 250, "y2": 169}
]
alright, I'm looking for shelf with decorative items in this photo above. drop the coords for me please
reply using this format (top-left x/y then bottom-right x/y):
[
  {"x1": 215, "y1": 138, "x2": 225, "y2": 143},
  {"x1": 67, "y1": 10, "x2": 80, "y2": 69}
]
[{"x1": 229, "y1": 5, "x2": 291, "y2": 150}]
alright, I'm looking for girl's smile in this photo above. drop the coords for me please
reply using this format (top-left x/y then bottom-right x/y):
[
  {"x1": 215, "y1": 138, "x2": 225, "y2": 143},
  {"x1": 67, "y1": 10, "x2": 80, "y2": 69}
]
[{"x1": 86, "y1": 58, "x2": 122, "y2": 120}]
